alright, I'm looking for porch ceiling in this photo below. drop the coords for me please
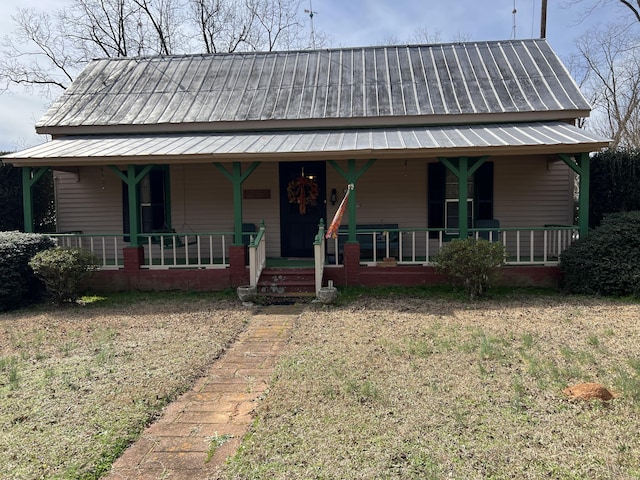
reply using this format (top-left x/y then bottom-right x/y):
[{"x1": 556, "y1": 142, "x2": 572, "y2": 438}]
[{"x1": 4, "y1": 121, "x2": 609, "y2": 166}]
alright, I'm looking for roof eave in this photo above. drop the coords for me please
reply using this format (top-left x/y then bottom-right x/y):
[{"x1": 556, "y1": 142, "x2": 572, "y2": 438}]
[
  {"x1": 4, "y1": 141, "x2": 610, "y2": 168},
  {"x1": 35, "y1": 110, "x2": 591, "y2": 137}
]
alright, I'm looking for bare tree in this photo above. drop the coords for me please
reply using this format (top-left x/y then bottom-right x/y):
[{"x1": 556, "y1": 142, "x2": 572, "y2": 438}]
[
  {"x1": 409, "y1": 27, "x2": 443, "y2": 45},
  {"x1": 620, "y1": 0, "x2": 640, "y2": 21},
  {"x1": 0, "y1": 8, "x2": 78, "y2": 92},
  {"x1": 1, "y1": 0, "x2": 318, "y2": 96},
  {"x1": 563, "y1": 0, "x2": 640, "y2": 23},
  {"x1": 133, "y1": 0, "x2": 186, "y2": 55},
  {"x1": 246, "y1": 0, "x2": 305, "y2": 51},
  {"x1": 190, "y1": 0, "x2": 256, "y2": 53},
  {"x1": 189, "y1": 0, "x2": 307, "y2": 53},
  {"x1": 0, "y1": 0, "x2": 186, "y2": 95},
  {"x1": 576, "y1": 23, "x2": 640, "y2": 147}
]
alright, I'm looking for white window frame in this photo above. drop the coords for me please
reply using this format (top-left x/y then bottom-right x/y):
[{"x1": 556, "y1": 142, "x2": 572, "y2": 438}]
[{"x1": 445, "y1": 199, "x2": 474, "y2": 234}]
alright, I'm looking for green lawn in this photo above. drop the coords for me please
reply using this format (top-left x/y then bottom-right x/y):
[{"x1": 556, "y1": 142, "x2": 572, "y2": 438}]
[
  {"x1": 224, "y1": 292, "x2": 640, "y2": 479},
  {"x1": 2, "y1": 290, "x2": 640, "y2": 479},
  {"x1": 0, "y1": 292, "x2": 248, "y2": 479}
]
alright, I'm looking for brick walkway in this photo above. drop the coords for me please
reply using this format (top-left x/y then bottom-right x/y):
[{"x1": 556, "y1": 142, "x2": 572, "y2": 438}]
[{"x1": 104, "y1": 305, "x2": 299, "y2": 480}]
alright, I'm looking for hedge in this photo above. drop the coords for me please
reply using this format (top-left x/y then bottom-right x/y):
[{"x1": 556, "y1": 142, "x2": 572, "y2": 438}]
[{"x1": 0, "y1": 231, "x2": 55, "y2": 311}]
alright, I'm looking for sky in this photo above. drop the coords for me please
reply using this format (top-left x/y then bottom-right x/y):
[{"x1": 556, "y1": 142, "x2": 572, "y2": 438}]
[{"x1": 0, "y1": 0, "x2": 626, "y2": 152}]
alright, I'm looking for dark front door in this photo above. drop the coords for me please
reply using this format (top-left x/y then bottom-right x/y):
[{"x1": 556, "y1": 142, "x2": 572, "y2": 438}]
[{"x1": 279, "y1": 161, "x2": 326, "y2": 257}]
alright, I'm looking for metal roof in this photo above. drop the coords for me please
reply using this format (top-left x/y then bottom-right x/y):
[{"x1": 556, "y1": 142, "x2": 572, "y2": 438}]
[
  {"x1": 6, "y1": 122, "x2": 609, "y2": 166},
  {"x1": 36, "y1": 39, "x2": 591, "y2": 134}
]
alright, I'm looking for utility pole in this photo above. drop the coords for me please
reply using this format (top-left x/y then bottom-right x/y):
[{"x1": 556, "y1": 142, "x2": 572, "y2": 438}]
[{"x1": 540, "y1": 0, "x2": 548, "y2": 38}]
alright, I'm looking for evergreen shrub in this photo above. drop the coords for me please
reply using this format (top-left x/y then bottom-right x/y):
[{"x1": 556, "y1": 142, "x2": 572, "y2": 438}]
[
  {"x1": 0, "y1": 231, "x2": 55, "y2": 311},
  {"x1": 29, "y1": 247, "x2": 100, "y2": 304},
  {"x1": 433, "y1": 238, "x2": 506, "y2": 299},
  {"x1": 560, "y1": 211, "x2": 640, "y2": 296}
]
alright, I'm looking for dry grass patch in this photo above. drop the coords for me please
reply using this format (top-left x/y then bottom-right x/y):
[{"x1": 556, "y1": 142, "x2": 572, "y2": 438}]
[
  {"x1": 225, "y1": 295, "x2": 640, "y2": 480},
  {"x1": 0, "y1": 293, "x2": 249, "y2": 479}
]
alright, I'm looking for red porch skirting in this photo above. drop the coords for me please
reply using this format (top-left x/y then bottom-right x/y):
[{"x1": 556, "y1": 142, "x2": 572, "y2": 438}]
[
  {"x1": 89, "y1": 265, "x2": 562, "y2": 292},
  {"x1": 324, "y1": 265, "x2": 561, "y2": 289},
  {"x1": 91, "y1": 269, "x2": 235, "y2": 292}
]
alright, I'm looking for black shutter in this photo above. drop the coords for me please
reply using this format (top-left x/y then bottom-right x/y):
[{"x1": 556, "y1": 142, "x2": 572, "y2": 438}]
[
  {"x1": 475, "y1": 162, "x2": 494, "y2": 221},
  {"x1": 122, "y1": 181, "x2": 130, "y2": 242},
  {"x1": 150, "y1": 169, "x2": 166, "y2": 231},
  {"x1": 428, "y1": 162, "x2": 446, "y2": 237}
]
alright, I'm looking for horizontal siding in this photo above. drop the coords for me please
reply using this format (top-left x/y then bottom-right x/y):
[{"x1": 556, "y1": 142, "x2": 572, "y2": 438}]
[
  {"x1": 170, "y1": 164, "x2": 232, "y2": 232},
  {"x1": 235, "y1": 163, "x2": 281, "y2": 257},
  {"x1": 53, "y1": 157, "x2": 574, "y2": 258},
  {"x1": 494, "y1": 155, "x2": 573, "y2": 228},
  {"x1": 327, "y1": 159, "x2": 427, "y2": 227},
  {"x1": 170, "y1": 163, "x2": 282, "y2": 257},
  {"x1": 55, "y1": 167, "x2": 122, "y2": 234}
]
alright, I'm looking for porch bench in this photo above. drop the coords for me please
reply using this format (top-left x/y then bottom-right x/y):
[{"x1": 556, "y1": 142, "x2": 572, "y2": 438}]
[
  {"x1": 150, "y1": 229, "x2": 198, "y2": 248},
  {"x1": 337, "y1": 224, "x2": 399, "y2": 261}
]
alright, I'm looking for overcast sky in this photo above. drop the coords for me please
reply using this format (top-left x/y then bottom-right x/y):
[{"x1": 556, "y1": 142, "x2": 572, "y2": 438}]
[{"x1": 0, "y1": 0, "x2": 624, "y2": 152}]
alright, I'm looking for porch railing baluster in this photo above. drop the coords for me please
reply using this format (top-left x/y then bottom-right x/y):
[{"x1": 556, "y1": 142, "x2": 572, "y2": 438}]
[
  {"x1": 47, "y1": 225, "x2": 578, "y2": 274},
  {"x1": 530, "y1": 230, "x2": 534, "y2": 262}
]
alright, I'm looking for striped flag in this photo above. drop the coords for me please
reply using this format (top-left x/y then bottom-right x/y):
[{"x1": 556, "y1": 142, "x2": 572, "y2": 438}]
[{"x1": 325, "y1": 184, "x2": 353, "y2": 239}]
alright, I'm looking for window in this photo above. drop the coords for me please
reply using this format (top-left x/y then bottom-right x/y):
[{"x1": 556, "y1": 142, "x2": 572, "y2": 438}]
[
  {"x1": 428, "y1": 161, "x2": 493, "y2": 236},
  {"x1": 122, "y1": 166, "x2": 170, "y2": 239},
  {"x1": 444, "y1": 169, "x2": 473, "y2": 233},
  {"x1": 445, "y1": 199, "x2": 473, "y2": 233}
]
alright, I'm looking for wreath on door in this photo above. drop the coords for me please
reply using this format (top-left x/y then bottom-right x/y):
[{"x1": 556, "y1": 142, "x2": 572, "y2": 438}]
[{"x1": 287, "y1": 175, "x2": 319, "y2": 215}]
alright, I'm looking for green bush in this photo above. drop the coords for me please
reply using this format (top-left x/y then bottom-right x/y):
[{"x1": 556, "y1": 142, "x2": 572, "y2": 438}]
[
  {"x1": 560, "y1": 211, "x2": 640, "y2": 296},
  {"x1": 0, "y1": 231, "x2": 56, "y2": 311},
  {"x1": 589, "y1": 149, "x2": 640, "y2": 228},
  {"x1": 433, "y1": 238, "x2": 506, "y2": 299},
  {"x1": 28, "y1": 247, "x2": 100, "y2": 304}
]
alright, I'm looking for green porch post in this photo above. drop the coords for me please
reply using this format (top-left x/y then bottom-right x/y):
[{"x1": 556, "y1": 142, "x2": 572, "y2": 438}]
[
  {"x1": 439, "y1": 156, "x2": 487, "y2": 238},
  {"x1": 21, "y1": 167, "x2": 49, "y2": 233},
  {"x1": 328, "y1": 159, "x2": 376, "y2": 242},
  {"x1": 213, "y1": 161, "x2": 260, "y2": 245},
  {"x1": 109, "y1": 164, "x2": 154, "y2": 246},
  {"x1": 558, "y1": 152, "x2": 590, "y2": 238}
]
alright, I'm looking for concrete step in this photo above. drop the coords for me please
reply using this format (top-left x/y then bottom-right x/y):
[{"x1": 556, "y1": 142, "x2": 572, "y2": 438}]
[{"x1": 257, "y1": 268, "x2": 316, "y2": 296}]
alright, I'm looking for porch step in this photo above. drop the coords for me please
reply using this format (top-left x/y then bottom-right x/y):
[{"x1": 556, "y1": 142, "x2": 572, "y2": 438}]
[{"x1": 257, "y1": 267, "x2": 316, "y2": 297}]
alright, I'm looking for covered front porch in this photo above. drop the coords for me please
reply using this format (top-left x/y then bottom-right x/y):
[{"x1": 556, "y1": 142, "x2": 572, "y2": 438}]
[{"x1": 15, "y1": 146, "x2": 594, "y2": 294}]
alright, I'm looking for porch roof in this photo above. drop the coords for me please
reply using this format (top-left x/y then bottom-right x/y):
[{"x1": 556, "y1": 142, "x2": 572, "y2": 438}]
[{"x1": 4, "y1": 121, "x2": 609, "y2": 166}]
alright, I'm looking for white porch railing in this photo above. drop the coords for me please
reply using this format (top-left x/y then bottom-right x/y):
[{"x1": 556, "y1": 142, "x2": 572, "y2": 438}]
[
  {"x1": 49, "y1": 233, "x2": 125, "y2": 269},
  {"x1": 325, "y1": 226, "x2": 579, "y2": 266},
  {"x1": 140, "y1": 232, "x2": 233, "y2": 269},
  {"x1": 313, "y1": 220, "x2": 326, "y2": 294},
  {"x1": 248, "y1": 223, "x2": 266, "y2": 287}
]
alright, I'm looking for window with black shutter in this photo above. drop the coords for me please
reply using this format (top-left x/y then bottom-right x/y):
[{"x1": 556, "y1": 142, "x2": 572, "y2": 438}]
[
  {"x1": 428, "y1": 161, "x2": 493, "y2": 237},
  {"x1": 122, "y1": 166, "x2": 170, "y2": 239}
]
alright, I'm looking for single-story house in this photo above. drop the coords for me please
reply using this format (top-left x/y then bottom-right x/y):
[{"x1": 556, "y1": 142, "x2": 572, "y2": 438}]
[{"x1": 3, "y1": 39, "x2": 610, "y2": 295}]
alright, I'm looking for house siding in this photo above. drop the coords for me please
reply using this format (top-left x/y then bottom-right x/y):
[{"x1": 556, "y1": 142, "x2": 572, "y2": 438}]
[
  {"x1": 228, "y1": 162, "x2": 281, "y2": 257},
  {"x1": 55, "y1": 157, "x2": 573, "y2": 259},
  {"x1": 327, "y1": 159, "x2": 428, "y2": 228},
  {"x1": 55, "y1": 167, "x2": 123, "y2": 234},
  {"x1": 494, "y1": 155, "x2": 574, "y2": 228}
]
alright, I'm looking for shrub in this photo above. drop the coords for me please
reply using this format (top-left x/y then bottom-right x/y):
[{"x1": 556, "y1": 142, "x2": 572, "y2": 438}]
[
  {"x1": 560, "y1": 211, "x2": 640, "y2": 296},
  {"x1": 589, "y1": 148, "x2": 640, "y2": 228},
  {"x1": 0, "y1": 231, "x2": 56, "y2": 311},
  {"x1": 29, "y1": 247, "x2": 100, "y2": 304},
  {"x1": 433, "y1": 238, "x2": 506, "y2": 299}
]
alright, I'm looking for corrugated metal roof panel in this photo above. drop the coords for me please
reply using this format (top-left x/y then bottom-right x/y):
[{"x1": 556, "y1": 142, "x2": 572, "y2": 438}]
[
  {"x1": 6, "y1": 122, "x2": 608, "y2": 165},
  {"x1": 36, "y1": 40, "x2": 592, "y2": 132}
]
